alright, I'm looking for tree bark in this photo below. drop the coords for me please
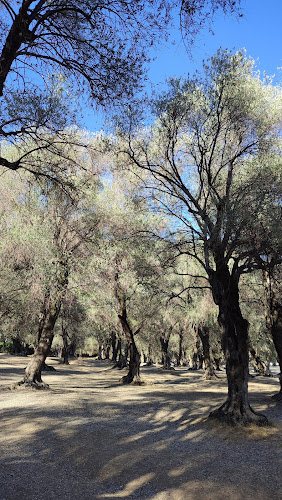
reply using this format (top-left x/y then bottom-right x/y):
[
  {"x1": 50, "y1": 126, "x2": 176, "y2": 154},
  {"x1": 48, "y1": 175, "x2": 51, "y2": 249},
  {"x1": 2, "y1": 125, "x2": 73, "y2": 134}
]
[
  {"x1": 21, "y1": 294, "x2": 62, "y2": 388},
  {"x1": 189, "y1": 331, "x2": 200, "y2": 370},
  {"x1": 0, "y1": 2, "x2": 34, "y2": 97},
  {"x1": 146, "y1": 341, "x2": 154, "y2": 366},
  {"x1": 176, "y1": 329, "x2": 183, "y2": 366},
  {"x1": 248, "y1": 341, "x2": 268, "y2": 376},
  {"x1": 114, "y1": 337, "x2": 128, "y2": 369},
  {"x1": 61, "y1": 324, "x2": 69, "y2": 365},
  {"x1": 115, "y1": 281, "x2": 142, "y2": 384},
  {"x1": 98, "y1": 344, "x2": 104, "y2": 360},
  {"x1": 16, "y1": 255, "x2": 69, "y2": 389},
  {"x1": 160, "y1": 327, "x2": 173, "y2": 370},
  {"x1": 111, "y1": 331, "x2": 118, "y2": 362},
  {"x1": 209, "y1": 264, "x2": 268, "y2": 426},
  {"x1": 271, "y1": 303, "x2": 282, "y2": 400},
  {"x1": 263, "y1": 270, "x2": 282, "y2": 400},
  {"x1": 198, "y1": 325, "x2": 216, "y2": 379},
  {"x1": 212, "y1": 348, "x2": 222, "y2": 371}
]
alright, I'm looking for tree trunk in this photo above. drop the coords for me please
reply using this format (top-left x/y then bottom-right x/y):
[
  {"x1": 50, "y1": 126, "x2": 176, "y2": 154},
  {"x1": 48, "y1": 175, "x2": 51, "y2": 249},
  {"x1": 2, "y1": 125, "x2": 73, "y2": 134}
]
[
  {"x1": 98, "y1": 344, "x2": 104, "y2": 360},
  {"x1": 21, "y1": 295, "x2": 62, "y2": 388},
  {"x1": 11, "y1": 336, "x2": 25, "y2": 354},
  {"x1": 198, "y1": 325, "x2": 216, "y2": 379},
  {"x1": 115, "y1": 282, "x2": 142, "y2": 384},
  {"x1": 212, "y1": 348, "x2": 222, "y2": 371},
  {"x1": 16, "y1": 255, "x2": 68, "y2": 389},
  {"x1": 123, "y1": 341, "x2": 141, "y2": 384},
  {"x1": 160, "y1": 330, "x2": 173, "y2": 370},
  {"x1": 61, "y1": 324, "x2": 69, "y2": 365},
  {"x1": 146, "y1": 342, "x2": 154, "y2": 366},
  {"x1": 248, "y1": 341, "x2": 268, "y2": 376},
  {"x1": 114, "y1": 262, "x2": 143, "y2": 384},
  {"x1": 111, "y1": 331, "x2": 118, "y2": 362},
  {"x1": 189, "y1": 332, "x2": 200, "y2": 370},
  {"x1": 263, "y1": 270, "x2": 282, "y2": 400},
  {"x1": 209, "y1": 264, "x2": 268, "y2": 426},
  {"x1": 114, "y1": 337, "x2": 127, "y2": 369},
  {"x1": 271, "y1": 303, "x2": 282, "y2": 400},
  {"x1": 176, "y1": 329, "x2": 183, "y2": 366}
]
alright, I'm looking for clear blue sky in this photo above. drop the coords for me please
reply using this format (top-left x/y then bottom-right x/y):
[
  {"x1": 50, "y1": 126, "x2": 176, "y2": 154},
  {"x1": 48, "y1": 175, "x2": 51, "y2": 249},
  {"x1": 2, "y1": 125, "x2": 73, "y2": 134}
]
[{"x1": 85, "y1": 0, "x2": 282, "y2": 131}]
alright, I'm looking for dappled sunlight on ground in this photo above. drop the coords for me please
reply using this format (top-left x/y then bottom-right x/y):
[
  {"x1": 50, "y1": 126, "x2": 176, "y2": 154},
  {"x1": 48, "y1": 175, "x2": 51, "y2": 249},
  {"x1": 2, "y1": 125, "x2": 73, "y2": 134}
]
[{"x1": 0, "y1": 354, "x2": 281, "y2": 500}]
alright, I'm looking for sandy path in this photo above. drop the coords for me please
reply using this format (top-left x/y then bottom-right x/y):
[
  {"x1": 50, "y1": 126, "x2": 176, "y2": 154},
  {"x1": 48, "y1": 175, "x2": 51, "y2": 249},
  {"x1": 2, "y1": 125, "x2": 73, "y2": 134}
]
[{"x1": 0, "y1": 354, "x2": 281, "y2": 500}]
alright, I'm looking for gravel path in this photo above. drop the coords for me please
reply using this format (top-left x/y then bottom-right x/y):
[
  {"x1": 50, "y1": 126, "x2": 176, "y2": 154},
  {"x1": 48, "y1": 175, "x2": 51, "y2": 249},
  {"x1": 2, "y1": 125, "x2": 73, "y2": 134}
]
[{"x1": 0, "y1": 354, "x2": 281, "y2": 500}]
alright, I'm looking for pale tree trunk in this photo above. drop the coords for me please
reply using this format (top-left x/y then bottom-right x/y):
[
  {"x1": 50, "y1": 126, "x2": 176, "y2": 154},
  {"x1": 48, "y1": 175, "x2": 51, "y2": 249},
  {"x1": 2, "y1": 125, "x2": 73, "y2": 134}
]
[
  {"x1": 198, "y1": 325, "x2": 216, "y2": 379},
  {"x1": 209, "y1": 263, "x2": 268, "y2": 426}
]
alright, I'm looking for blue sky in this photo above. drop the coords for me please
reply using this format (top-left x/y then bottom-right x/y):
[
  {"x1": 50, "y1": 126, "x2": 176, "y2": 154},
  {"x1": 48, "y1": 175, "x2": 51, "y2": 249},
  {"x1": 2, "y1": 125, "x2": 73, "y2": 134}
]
[
  {"x1": 149, "y1": 0, "x2": 282, "y2": 83},
  {"x1": 85, "y1": 0, "x2": 282, "y2": 131}
]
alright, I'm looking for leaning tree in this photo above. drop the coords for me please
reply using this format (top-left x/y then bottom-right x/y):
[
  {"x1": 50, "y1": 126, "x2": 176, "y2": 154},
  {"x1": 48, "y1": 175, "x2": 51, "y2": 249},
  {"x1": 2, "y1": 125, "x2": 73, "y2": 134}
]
[
  {"x1": 10, "y1": 131, "x2": 103, "y2": 387},
  {"x1": 118, "y1": 49, "x2": 282, "y2": 425}
]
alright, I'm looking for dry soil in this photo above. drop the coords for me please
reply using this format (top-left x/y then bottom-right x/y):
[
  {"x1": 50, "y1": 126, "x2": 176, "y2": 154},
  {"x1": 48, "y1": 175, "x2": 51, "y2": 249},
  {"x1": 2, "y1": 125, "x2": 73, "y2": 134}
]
[{"x1": 0, "y1": 354, "x2": 281, "y2": 500}]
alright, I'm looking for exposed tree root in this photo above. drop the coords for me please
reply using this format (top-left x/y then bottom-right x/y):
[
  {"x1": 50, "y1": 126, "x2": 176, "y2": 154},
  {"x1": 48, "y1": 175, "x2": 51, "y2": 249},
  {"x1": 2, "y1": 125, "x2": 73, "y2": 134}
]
[
  {"x1": 10, "y1": 380, "x2": 50, "y2": 390},
  {"x1": 203, "y1": 372, "x2": 219, "y2": 380},
  {"x1": 121, "y1": 374, "x2": 145, "y2": 385},
  {"x1": 209, "y1": 400, "x2": 269, "y2": 427}
]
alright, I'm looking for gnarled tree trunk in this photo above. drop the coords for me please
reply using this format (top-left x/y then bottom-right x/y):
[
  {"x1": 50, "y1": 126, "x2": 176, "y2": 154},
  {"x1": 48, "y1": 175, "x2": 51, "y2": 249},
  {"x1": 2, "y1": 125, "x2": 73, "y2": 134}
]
[
  {"x1": 17, "y1": 255, "x2": 69, "y2": 389},
  {"x1": 263, "y1": 269, "x2": 282, "y2": 400},
  {"x1": 248, "y1": 341, "x2": 268, "y2": 376},
  {"x1": 111, "y1": 331, "x2": 118, "y2": 362},
  {"x1": 212, "y1": 347, "x2": 222, "y2": 371},
  {"x1": 271, "y1": 303, "x2": 282, "y2": 399},
  {"x1": 209, "y1": 264, "x2": 268, "y2": 426},
  {"x1": 198, "y1": 325, "x2": 216, "y2": 379},
  {"x1": 114, "y1": 337, "x2": 128, "y2": 369},
  {"x1": 22, "y1": 294, "x2": 62, "y2": 388},
  {"x1": 160, "y1": 326, "x2": 173, "y2": 370},
  {"x1": 146, "y1": 341, "x2": 154, "y2": 366},
  {"x1": 115, "y1": 280, "x2": 142, "y2": 384},
  {"x1": 176, "y1": 329, "x2": 184, "y2": 366}
]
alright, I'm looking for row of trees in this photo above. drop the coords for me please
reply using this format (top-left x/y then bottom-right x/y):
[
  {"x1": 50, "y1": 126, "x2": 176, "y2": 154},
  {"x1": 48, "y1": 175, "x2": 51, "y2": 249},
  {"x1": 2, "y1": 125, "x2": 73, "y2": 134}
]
[
  {"x1": 1, "y1": 49, "x2": 281, "y2": 428},
  {"x1": 1, "y1": 1, "x2": 281, "y2": 427},
  {"x1": 0, "y1": 136, "x2": 279, "y2": 382}
]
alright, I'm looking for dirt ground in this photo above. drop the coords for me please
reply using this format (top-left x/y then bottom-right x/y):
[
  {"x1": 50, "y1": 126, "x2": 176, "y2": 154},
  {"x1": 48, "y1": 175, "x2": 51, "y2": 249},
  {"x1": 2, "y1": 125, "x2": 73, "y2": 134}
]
[{"x1": 0, "y1": 354, "x2": 281, "y2": 500}]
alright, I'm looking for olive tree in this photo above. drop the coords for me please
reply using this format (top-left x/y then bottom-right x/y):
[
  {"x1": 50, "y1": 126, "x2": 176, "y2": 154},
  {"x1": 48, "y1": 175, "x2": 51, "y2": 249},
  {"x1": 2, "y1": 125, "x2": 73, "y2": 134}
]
[
  {"x1": 118, "y1": 49, "x2": 282, "y2": 425},
  {"x1": 0, "y1": 0, "x2": 241, "y2": 172},
  {"x1": 8, "y1": 132, "x2": 103, "y2": 387}
]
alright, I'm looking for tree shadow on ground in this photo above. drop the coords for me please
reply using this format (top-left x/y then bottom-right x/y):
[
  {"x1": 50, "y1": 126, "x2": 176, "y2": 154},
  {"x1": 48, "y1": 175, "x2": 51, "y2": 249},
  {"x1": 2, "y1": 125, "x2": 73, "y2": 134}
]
[{"x1": 1, "y1": 358, "x2": 282, "y2": 500}]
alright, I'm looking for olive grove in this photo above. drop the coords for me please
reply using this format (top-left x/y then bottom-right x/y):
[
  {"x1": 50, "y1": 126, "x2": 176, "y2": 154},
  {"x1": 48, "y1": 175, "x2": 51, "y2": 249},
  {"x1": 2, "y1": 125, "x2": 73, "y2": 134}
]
[{"x1": 116, "y1": 49, "x2": 282, "y2": 424}]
